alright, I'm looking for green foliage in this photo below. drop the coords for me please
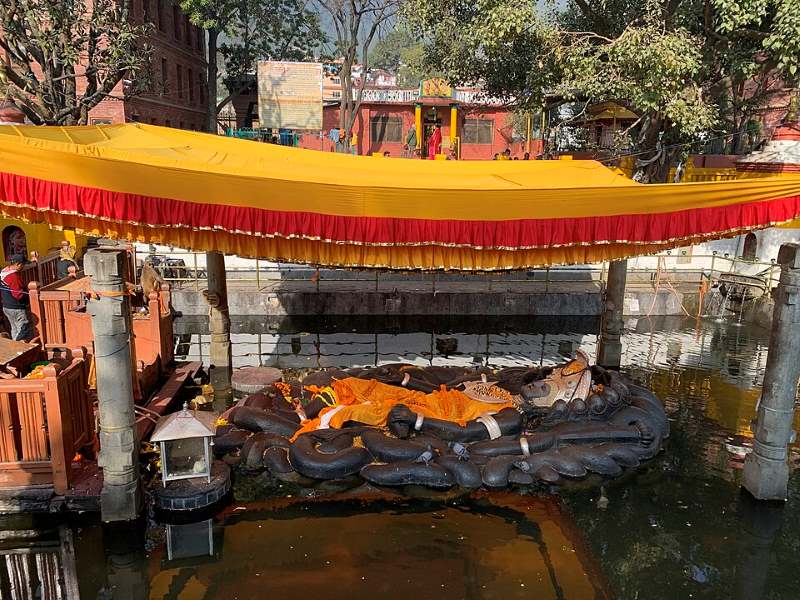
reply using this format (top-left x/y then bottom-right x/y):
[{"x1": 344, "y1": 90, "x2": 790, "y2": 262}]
[
  {"x1": 408, "y1": 0, "x2": 800, "y2": 179},
  {"x1": 713, "y1": 0, "x2": 800, "y2": 75},
  {"x1": 219, "y1": 0, "x2": 325, "y2": 92},
  {"x1": 369, "y1": 24, "x2": 437, "y2": 86},
  {"x1": 0, "y1": 0, "x2": 153, "y2": 125}
]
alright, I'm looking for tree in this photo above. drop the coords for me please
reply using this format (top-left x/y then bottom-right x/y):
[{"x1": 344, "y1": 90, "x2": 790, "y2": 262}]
[
  {"x1": 181, "y1": 0, "x2": 236, "y2": 132},
  {"x1": 407, "y1": 0, "x2": 800, "y2": 181},
  {"x1": 182, "y1": 0, "x2": 324, "y2": 133},
  {"x1": 313, "y1": 0, "x2": 402, "y2": 144},
  {"x1": 0, "y1": 0, "x2": 152, "y2": 125},
  {"x1": 369, "y1": 23, "x2": 434, "y2": 86}
]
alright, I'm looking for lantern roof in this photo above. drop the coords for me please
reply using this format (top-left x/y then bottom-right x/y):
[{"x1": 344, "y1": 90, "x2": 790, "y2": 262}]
[{"x1": 151, "y1": 404, "x2": 217, "y2": 442}]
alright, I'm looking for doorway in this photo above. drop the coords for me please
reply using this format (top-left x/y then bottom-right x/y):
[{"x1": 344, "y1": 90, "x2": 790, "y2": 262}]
[{"x1": 421, "y1": 108, "x2": 441, "y2": 158}]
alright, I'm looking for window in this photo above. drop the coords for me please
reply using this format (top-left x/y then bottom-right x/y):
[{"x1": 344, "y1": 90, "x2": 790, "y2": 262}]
[
  {"x1": 173, "y1": 6, "x2": 181, "y2": 39},
  {"x1": 161, "y1": 58, "x2": 168, "y2": 94},
  {"x1": 370, "y1": 115, "x2": 403, "y2": 144},
  {"x1": 177, "y1": 64, "x2": 183, "y2": 98},
  {"x1": 332, "y1": 91, "x2": 341, "y2": 99},
  {"x1": 185, "y1": 15, "x2": 191, "y2": 45},
  {"x1": 462, "y1": 119, "x2": 494, "y2": 144},
  {"x1": 157, "y1": 0, "x2": 164, "y2": 30},
  {"x1": 742, "y1": 233, "x2": 758, "y2": 261},
  {"x1": 195, "y1": 26, "x2": 202, "y2": 52},
  {"x1": 188, "y1": 68, "x2": 194, "y2": 103},
  {"x1": 143, "y1": 0, "x2": 150, "y2": 22},
  {"x1": 332, "y1": 78, "x2": 341, "y2": 85},
  {"x1": 91, "y1": 118, "x2": 112, "y2": 125},
  {"x1": 166, "y1": 119, "x2": 172, "y2": 128}
]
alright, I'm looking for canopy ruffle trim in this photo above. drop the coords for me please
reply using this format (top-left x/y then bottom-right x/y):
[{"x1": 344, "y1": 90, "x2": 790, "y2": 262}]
[{"x1": 1, "y1": 171, "x2": 799, "y2": 254}]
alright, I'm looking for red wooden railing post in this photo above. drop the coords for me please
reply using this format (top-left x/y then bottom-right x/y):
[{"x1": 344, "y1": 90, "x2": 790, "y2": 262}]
[
  {"x1": 28, "y1": 281, "x2": 46, "y2": 347},
  {"x1": 42, "y1": 363, "x2": 71, "y2": 495}
]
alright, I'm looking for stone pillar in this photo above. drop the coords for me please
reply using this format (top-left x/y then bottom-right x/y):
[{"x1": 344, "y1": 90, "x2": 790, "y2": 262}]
[
  {"x1": 598, "y1": 259, "x2": 627, "y2": 369},
  {"x1": 204, "y1": 251, "x2": 232, "y2": 410},
  {"x1": 84, "y1": 248, "x2": 142, "y2": 522},
  {"x1": 743, "y1": 243, "x2": 800, "y2": 500}
]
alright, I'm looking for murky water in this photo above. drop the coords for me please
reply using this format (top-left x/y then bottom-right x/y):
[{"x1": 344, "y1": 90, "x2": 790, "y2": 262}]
[{"x1": 2, "y1": 315, "x2": 800, "y2": 599}]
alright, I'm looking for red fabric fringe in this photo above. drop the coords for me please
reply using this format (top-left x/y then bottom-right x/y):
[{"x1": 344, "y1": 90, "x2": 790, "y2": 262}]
[{"x1": 1, "y1": 171, "x2": 799, "y2": 249}]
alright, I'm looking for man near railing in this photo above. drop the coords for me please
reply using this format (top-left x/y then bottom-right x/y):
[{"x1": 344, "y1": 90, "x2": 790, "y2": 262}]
[{"x1": 0, "y1": 254, "x2": 33, "y2": 341}]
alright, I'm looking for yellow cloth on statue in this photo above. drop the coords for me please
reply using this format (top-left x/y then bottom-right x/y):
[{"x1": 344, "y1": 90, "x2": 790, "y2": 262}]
[{"x1": 295, "y1": 377, "x2": 514, "y2": 438}]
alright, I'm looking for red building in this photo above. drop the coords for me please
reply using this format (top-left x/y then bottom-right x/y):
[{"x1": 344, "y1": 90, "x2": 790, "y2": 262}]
[
  {"x1": 305, "y1": 81, "x2": 538, "y2": 159},
  {"x1": 233, "y1": 78, "x2": 539, "y2": 159}
]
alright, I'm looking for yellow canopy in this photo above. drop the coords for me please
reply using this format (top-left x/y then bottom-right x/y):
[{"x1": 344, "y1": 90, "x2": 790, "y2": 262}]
[{"x1": 1, "y1": 123, "x2": 799, "y2": 270}]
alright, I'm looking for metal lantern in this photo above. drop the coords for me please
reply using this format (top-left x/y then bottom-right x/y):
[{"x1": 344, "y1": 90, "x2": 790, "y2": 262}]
[{"x1": 151, "y1": 404, "x2": 217, "y2": 486}]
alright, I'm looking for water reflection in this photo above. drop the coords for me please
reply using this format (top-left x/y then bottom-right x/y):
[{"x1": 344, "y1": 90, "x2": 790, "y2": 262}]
[
  {"x1": 145, "y1": 495, "x2": 612, "y2": 600},
  {"x1": 2, "y1": 315, "x2": 800, "y2": 598}
]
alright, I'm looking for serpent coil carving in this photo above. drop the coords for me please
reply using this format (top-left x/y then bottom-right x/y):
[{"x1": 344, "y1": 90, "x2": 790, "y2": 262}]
[{"x1": 214, "y1": 357, "x2": 668, "y2": 491}]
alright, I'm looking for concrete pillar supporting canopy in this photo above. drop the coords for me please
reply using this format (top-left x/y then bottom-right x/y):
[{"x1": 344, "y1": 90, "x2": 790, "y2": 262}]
[
  {"x1": 743, "y1": 243, "x2": 800, "y2": 501},
  {"x1": 597, "y1": 259, "x2": 627, "y2": 369},
  {"x1": 84, "y1": 247, "x2": 142, "y2": 522}
]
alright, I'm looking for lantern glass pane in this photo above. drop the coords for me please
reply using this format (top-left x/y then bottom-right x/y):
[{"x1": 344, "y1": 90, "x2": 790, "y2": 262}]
[{"x1": 164, "y1": 437, "x2": 208, "y2": 478}]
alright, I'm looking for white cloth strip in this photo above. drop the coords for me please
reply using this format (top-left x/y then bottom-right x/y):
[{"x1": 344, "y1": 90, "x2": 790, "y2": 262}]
[
  {"x1": 318, "y1": 405, "x2": 345, "y2": 429},
  {"x1": 414, "y1": 412, "x2": 425, "y2": 431},
  {"x1": 477, "y1": 415, "x2": 502, "y2": 440},
  {"x1": 519, "y1": 437, "x2": 531, "y2": 457}
]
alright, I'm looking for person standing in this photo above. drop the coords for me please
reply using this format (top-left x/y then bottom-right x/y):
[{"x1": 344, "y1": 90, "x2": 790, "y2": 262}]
[
  {"x1": 427, "y1": 125, "x2": 442, "y2": 160},
  {"x1": 0, "y1": 255, "x2": 32, "y2": 341},
  {"x1": 350, "y1": 130, "x2": 358, "y2": 155},
  {"x1": 404, "y1": 125, "x2": 417, "y2": 158},
  {"x1": 328, "y1": 127, "x2": 340, "y2": 152}
]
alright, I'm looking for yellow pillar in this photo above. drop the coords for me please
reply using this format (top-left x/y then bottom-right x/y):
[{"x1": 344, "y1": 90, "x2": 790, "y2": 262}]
[
  {"x1": 526, "y1": 114, "x2": 532, "y2": 154},
  {"x1": 450, "y1": 104, "x2": 458, "y2": 144},
  {"x1": 415, "y1": 104, "x2": 422, "y2": 150}
]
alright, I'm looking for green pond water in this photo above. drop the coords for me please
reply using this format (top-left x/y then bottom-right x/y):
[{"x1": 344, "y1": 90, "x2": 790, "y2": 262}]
[{"x1": 1, "y1": 315, "x2": 799, "y2": 599}]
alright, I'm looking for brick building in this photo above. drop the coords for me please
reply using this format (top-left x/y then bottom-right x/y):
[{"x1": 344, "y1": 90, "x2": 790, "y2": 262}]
[
  {"x1": 88, "y1": 0, "x2": 208, "y2": 129},
  {"x1": 1, "y1": 0, "x2": 208, "y2": 129}
]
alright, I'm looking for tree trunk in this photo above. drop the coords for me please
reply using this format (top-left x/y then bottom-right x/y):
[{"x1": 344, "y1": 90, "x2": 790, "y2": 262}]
[
  {"x1": 633, "y1": 114, "x2": 670, "y2": 183},
  {"x1": 207, "y1": 27, "x2": 219, "y2": 134}
]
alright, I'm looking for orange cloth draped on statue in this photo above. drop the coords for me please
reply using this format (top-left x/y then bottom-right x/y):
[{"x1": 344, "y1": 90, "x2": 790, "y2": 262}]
[{"x1": 295, "y1": 377, "x2": 514, "y2": 439}]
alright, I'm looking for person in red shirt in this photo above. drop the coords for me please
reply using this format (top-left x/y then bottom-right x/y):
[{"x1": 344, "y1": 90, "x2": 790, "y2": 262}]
[{"x1": 0, "y1": 255, "x2": 32, "y2": 341}]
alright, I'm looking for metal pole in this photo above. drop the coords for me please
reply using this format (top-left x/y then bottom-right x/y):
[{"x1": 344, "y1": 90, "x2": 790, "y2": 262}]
[
  {"x1": 205, "y1": 251, "x2": 232, "y2": 410},
  {"x1": 84, "y1": 247, "x2": 142, "y2": 522},
  {"x1": 742, "y1": 243, "x2": 800, "y2": 500},
  {"x1": 597, "y1": 259, "x2": 627, "y2": 369}
]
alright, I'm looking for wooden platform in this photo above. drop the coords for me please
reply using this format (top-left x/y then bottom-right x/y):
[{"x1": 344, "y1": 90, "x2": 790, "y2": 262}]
[
  {"x1": 0, "y1": 361, "x2": 204, "y2": 514},
  {"x1": 136, "y1": 361, "x2": 203, "y2": 441}
]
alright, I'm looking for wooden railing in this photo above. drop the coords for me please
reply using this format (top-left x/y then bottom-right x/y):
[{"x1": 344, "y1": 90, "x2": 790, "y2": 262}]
[
  {"x1": 0, "y1": 351, "x2": 93, "y2": 494},
  {"x1": 28, "y1": 278, "x2": 174, "y2": 398},
  {"x1": 19, "y1": 253, "x2": 65, "y2": 289}
]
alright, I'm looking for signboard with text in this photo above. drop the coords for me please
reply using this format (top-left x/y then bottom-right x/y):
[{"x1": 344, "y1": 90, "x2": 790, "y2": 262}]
[{"x1": 257, "y1": 61, "x2": 323, "y2": 130}]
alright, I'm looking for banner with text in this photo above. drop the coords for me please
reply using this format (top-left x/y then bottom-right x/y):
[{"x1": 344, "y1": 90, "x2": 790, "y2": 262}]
[{"x1": 257, "y1": 61, "x2": 323, "y2": 130}]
